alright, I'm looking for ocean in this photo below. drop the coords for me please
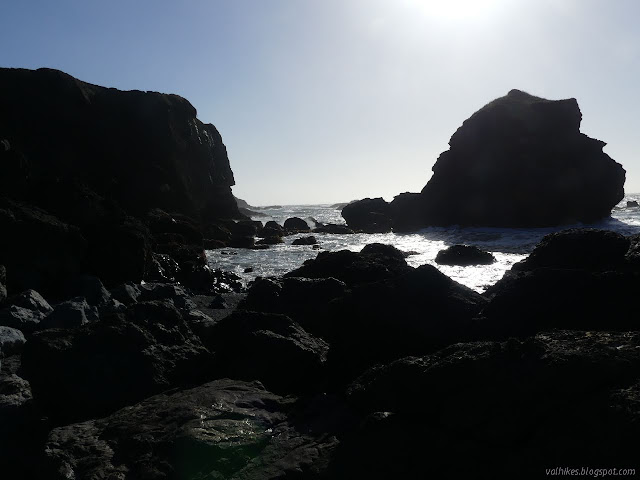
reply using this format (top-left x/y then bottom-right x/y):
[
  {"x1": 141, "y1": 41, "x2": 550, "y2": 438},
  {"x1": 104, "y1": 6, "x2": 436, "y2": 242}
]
[{"x1": 207, "y1": 194, "x2": 640, "y2": 293}]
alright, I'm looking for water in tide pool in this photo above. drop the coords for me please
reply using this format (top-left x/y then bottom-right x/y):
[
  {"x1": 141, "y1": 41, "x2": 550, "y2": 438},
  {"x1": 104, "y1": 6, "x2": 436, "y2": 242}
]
[{"x1": 207, "y1": 194, "x2": 640, "y2": 293}]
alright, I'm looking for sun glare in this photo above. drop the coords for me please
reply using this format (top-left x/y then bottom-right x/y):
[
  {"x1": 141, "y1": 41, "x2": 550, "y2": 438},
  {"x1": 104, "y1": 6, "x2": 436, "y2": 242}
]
[{"x1": 408, "y1": 0, "x2": 503, "y2": 22}]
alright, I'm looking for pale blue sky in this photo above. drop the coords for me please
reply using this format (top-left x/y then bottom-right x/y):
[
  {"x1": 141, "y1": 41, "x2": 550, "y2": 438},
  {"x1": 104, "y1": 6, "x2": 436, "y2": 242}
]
[{"x1": 2, "y1": 0, "x2": 639, "y2": 204}]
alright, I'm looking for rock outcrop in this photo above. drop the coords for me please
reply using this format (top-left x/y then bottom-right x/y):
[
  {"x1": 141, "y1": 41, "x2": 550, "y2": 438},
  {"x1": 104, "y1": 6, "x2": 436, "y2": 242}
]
[
  {"x1": 0, "y1": 67, "x2": 240, "y2": 222},
  {"x1": 348, "y1": 90, "x2": 626, "y2": 231},
  {"x1": 416, "y1": 89, "x2": 625, "y2": 227}
]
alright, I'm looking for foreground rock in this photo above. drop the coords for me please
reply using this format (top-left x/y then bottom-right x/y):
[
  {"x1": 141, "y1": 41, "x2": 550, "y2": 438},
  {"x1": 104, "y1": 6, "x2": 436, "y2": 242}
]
[
  {"x1": 344, "y1": 331, "x2": 640, "y2": 478},
  {"x1": 21, "y1": 300, "x2": 212, "y2": 424},
  {"x1": 202, "y1": 311, "x2": 329, "y2": 394},
  {"x1": 388, "y1": 90, "x2": 626, "y2": 229},
  {"x1": 481, "y1": 229, "x2": 640, "y2": 337},
  {"x1": 435, "y1": 244, "x2": 496, "y2": 266},
  {"x1": 42, "y1": 379, "x2": 343, "y2": 480}
]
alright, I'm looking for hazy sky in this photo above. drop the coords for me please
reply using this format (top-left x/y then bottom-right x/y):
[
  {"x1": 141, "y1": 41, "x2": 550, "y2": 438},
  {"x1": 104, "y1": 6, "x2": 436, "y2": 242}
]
[{"x1": 2, "y1": 0, "x2": 639, "y2": 205}]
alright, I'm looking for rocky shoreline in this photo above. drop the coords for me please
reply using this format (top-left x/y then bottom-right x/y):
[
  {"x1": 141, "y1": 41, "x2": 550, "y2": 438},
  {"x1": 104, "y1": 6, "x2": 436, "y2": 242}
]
[
  {"x1": 1, "y1": 229, "x2": 640, "y2": 478},
  {"x1": 1, "y1": 68, "x2": 638, "y2": 478}
]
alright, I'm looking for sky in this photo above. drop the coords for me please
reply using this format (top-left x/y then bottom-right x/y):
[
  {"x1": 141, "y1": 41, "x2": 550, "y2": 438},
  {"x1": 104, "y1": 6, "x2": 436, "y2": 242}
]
[{"x1": 1, "y1": 0, "x2": 639, "y2": 205}]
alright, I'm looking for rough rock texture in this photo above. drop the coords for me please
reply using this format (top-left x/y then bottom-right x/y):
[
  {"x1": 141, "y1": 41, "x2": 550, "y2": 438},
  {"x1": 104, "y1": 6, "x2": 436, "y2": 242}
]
[
  {"x1": 202, "y1": 311, "x2": 329, "y2": 394},
  {"x1": 0, "y1": 67, "x2": 240, "y2": 222},
  {"x1": 0, "y1": 326, "x2": 26, "y2": 356},
  {"x1": 341, "y1": 198, "x2": 392, "y2": 233},
  {"x1": 397, "y1": 90, "x2": 626, "y2": 228},
  {"x1": 41, "y1": 379, "x2": 343, "y2": 480},
  {"x1": 21, "y1": 300, "x2": 213, "y2": 424},
  {"x1": 435, "y1": 244, "x2": 496, "y2": 266},
  {"x1": 343, "y1": 331, "x2": 640, "y2": 478},
  {"x1": 240, "y1": 277, "x2": 348, "y2": 338}
]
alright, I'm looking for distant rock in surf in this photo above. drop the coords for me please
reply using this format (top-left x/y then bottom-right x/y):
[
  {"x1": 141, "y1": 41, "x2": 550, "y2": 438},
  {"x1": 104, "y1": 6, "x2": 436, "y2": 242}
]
[{"x1": 435, "y1": 245, "x2": 496, "y2": 266}]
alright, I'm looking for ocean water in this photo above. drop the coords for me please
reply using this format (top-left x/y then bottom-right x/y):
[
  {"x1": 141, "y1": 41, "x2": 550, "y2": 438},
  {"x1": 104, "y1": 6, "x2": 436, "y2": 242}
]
[{"x1": 207, "y1": 195, "x2": 640, "y2": 293}]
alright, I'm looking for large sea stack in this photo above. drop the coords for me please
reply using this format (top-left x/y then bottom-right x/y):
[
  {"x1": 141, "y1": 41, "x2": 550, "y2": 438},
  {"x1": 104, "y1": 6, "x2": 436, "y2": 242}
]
[
  {"x1": 341, "y1": 89, "x2": 627, "y2": 232},
  {"x1": 414, "y1": 89, "x2": 625, "y2": 227}
]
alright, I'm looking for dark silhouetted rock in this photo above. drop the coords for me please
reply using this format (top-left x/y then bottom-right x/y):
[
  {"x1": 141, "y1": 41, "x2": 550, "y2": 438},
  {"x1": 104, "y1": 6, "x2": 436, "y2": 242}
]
[
  {"x1": 292, "y1": 235, "x2": 318, "y2": 245},
  {"x1": 240, "y1": 277, "x2": 349, "y2": 338},
  {"x1": 342, "y1": 331, "x2": 640, "y2": 478},
  {"x1": 146, "y1": 208, "x2": 204, "y2": 245},
  {"x1": 41, "y1": 379, "x2": 341, "y2": 480},
  {"x1": 395, "y1": 90, "x2": 625, "y2": 228},
  {"x1": 626, "y1": 200, "x2": 639, "y2": 208},
  {"x1": 512, "y1": 228, "x2": 630, "y2": 272},
  {"x1": 0, "y1": 67, "x2": 241, "y2": 223},
  {"x1": 202, "y1": 311, "x2": 329, "y2": 394},
  {"x1": 21, "y1": 300, "x2": 212, "y2": 424},
  {"x1": 480, "y1": 229, "x2": 640, "y2": 338},
  {"x1": 0, "y1": 199, "x2": 87, "y2": 297},
  {"x1": 285, "y1": 243, "x2": 411, "y2": 287},
  {"x1": 435, "y1": 244, "x2": 496, "y2": 266},
  {"x1": 145, "y1": 252, "x2": 181, "y2": 283},
  {"x1": 313, "y1": 223, "x2": 355, "y2": 234},
  {"x1": 283, "y1": 217, "x2": 311, "y2": 232},
  {"x1": 341, "y1": 198, "x2": 392, "y2": 233},
  {"x1": 326, "y1": 264, "x2": 487, "y2": 382}
]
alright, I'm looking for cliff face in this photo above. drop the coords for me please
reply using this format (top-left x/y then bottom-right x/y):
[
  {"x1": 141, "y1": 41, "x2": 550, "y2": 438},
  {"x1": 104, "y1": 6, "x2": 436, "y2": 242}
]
[
  {"x1": 391, "y1": 89, "x2": 626, "y2": 228},
  {"x1": 0, "y1": 67, "x2": 240, "y2": 221}
]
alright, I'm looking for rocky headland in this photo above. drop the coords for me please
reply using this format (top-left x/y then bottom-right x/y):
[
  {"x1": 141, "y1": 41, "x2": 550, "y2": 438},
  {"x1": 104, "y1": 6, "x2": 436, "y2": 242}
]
[{"x1": 1, "y1": 71, "x2": 638, "y2": 478}]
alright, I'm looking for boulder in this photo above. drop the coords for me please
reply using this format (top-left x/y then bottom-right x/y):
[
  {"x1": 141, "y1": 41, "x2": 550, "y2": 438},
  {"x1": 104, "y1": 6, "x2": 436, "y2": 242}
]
[
  {"x1": 285, "y1": 243, "x2": 411, "y2": 287},
  {"x1": 39, "y1": 298, "x2": 100, "y2": 330},
  {"x1": 435, "y1": 244, "x2": 496, "y2": 266},
  {"x1": 341, "y1": 198, "x2": 392, "y2": 233},
  {"x1": 202, "y1": 311, "x2": 329, "y2": 394},
  {"x1": 0, "y1": 326, "x2": 26, "y2": 356},
  {"x1": 404, "y1": 90, "x2": 625, "y2": 228},
  {"x1": 10, "y1": 289, "x2": 53, "y2": 314},
  {"x1": 326, "y1": 264, "x2": 487, "y2": 382},
  {"x1": 145, "y1": 209, "x2": 204, "y2": 245},
  {"x1": 0, "y1": 305, "x2": 47, "y2": 333},
  {"x1": 480, "y1": 229, "x2": 640, "y2": 338},
  {"x1": 21, "y1": 300, "x2": 213, "y2": 424},
  {"x1": 292, "y1": 235, "x2": 318, "y2": 245},
  {"x1": 145, "y1": 252, "x2": 181, "y2": 283},
  {"x1": 41, "y1": 379, "x2": 341, "y2": 480},
  {"x1": 512, "y1": 228, "x2": 630, "y2": 272},
  {"x1": 240, "y1": 276, "x2": 349, "y2": 338},
  {"x1": 343, "y1": 331, "x2": 640, "y2": 477},
  {"x1": 313, "y1": 223, "x2": 355, "y2": 234},
  {"x1": 284, "y1": 217, "x2": 311, "y2": 232},
  {"x1": 626, "y1": 200, "x2": 639, "y2": 208}
]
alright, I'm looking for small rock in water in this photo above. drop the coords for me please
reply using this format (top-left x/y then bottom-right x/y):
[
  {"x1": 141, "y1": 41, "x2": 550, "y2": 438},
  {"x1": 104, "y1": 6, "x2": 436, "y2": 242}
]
[
  {"x1": 244, "y1": 267, "x2": 254, "y2": 273},
  {"x1": 435, "y1": 245, "x2": 495, "y2": 266}
]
